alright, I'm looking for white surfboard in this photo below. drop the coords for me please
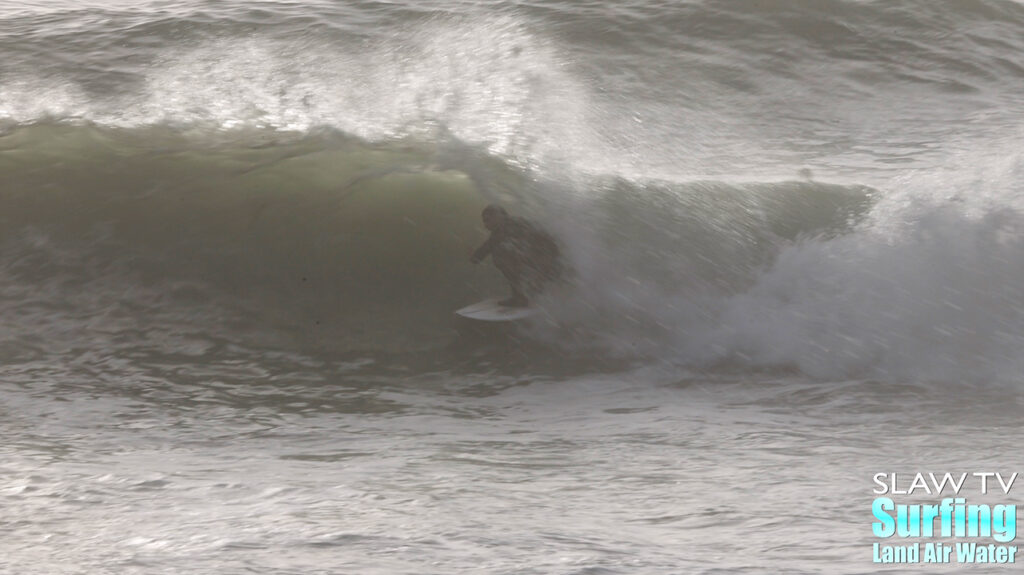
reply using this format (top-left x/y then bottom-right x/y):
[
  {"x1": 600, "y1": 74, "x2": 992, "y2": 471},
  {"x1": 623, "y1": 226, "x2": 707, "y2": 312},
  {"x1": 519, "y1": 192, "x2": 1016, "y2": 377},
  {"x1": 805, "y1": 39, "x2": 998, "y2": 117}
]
[{"x1": 455, "y1": 298, "x2": 537, "y2": 321}]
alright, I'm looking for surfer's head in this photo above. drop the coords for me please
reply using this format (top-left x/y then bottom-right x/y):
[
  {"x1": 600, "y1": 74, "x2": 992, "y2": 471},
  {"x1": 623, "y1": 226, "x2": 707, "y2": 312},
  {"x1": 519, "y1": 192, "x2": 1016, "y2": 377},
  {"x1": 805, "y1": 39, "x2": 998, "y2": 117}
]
[{"x1": 481, "y1": 204, "x2": 509, "y2": 231}]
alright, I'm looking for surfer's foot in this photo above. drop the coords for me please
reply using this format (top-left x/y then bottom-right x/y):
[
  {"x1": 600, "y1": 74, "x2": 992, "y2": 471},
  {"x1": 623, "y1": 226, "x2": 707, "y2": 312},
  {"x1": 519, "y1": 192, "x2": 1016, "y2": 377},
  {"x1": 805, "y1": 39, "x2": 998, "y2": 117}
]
[{"x1": 499, "y1": 294, "x2": 529, "y2": 307}]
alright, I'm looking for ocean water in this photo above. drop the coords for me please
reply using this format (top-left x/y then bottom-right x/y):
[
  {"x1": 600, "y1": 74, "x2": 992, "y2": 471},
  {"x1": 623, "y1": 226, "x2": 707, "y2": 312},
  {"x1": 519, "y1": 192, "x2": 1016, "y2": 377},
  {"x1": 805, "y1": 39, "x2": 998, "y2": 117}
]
[{"x1": 2, "y1": 1, "x2": 1024, "y2": 573}]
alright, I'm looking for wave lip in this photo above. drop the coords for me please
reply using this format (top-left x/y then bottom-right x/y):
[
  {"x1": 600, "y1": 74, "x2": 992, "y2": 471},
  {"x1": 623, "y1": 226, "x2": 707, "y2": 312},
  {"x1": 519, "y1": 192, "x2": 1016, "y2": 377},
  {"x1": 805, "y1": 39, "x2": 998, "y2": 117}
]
[{"x1": 3, "y1": 1, "x2": 1022, "y2": 181}]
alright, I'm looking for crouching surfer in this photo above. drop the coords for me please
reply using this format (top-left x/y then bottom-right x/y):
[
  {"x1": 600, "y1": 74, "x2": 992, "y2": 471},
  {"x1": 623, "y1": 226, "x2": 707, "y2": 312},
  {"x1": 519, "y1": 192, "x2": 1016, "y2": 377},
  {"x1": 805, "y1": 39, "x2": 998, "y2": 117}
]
[{"x1": 470, "y1": 205, "x2": 563, "y2": 307}]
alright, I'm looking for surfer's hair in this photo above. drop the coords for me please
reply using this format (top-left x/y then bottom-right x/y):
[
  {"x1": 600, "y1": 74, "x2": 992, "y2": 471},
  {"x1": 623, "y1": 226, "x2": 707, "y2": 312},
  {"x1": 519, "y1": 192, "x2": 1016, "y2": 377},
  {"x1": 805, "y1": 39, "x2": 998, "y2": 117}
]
[{"x1": 482, "y1": 204, "x2": 508, "y2": 220}]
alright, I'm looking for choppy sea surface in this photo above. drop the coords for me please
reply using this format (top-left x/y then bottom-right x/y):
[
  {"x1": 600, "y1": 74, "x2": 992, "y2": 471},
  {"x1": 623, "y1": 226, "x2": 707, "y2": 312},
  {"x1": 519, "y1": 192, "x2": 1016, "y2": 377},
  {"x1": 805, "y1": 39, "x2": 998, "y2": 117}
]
[{"x1": 2, "y1": 1, "x2": 1024, "y2": 573}]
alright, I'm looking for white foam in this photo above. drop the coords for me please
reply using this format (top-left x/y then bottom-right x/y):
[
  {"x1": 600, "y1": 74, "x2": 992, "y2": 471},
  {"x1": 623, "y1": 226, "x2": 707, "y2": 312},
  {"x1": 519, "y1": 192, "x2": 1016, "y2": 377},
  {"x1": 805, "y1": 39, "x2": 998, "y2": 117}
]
[
  {"x1": 692, "y1": 146, "x2": 1024, "y2": 383},
  {"x1": 0, "y1": 77, "x2": 89, "y2": 123},
  {"x1": 58, "y1": 15, "x2": 604, "y2": 174}
]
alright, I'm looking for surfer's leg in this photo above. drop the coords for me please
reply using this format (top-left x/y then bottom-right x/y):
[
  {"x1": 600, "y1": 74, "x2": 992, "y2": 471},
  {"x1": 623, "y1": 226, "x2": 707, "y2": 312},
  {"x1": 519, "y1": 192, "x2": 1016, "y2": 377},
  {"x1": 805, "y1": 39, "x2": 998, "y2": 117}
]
[
  {"x1": 499, "y1": 286, "x2": 528, "y2": 308},
  {"x1": 492, "y1": 246, "x2": 530, "y2": 307},
  {"x1": 513, "y1": 247, "x2": 561, "y2": 303}
]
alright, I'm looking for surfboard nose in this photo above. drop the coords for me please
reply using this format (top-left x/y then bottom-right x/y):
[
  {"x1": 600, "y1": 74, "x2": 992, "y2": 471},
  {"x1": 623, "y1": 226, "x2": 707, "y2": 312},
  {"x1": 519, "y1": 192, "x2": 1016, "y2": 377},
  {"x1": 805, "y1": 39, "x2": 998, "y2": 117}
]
[{"x1": 455, "y1": 297, "x2": 537, "y2": 321}]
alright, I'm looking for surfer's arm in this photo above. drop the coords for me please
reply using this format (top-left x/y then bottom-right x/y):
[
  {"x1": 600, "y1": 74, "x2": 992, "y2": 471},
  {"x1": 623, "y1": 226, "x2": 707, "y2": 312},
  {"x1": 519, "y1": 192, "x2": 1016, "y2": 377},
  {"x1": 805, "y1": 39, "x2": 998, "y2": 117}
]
[{"x1": 471, "y1": 235, "x2": 497, "y2": 263}]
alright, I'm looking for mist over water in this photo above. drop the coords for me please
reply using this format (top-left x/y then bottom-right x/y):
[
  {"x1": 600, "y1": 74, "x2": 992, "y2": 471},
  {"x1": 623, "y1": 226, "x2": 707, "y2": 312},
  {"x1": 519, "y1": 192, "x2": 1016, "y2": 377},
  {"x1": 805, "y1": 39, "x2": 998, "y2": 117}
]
[{"x1": 3, "y1": 1, "x2": 1024, "y2": 573}]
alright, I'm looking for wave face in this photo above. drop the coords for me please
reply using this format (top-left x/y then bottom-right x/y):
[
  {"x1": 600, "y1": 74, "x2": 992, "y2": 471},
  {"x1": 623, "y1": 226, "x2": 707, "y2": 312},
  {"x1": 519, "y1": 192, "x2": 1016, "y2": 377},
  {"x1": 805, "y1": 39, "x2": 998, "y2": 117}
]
[{"x1": 2, "y1": 0, "x2": 1024, "y2": 382}]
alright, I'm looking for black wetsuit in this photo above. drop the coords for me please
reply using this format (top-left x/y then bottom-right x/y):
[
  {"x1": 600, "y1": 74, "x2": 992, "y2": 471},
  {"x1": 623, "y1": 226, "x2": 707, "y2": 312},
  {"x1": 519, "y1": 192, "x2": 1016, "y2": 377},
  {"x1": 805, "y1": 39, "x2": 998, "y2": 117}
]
[{"x1": 472, "y1": 216, "x2": 561, "y2": 304}]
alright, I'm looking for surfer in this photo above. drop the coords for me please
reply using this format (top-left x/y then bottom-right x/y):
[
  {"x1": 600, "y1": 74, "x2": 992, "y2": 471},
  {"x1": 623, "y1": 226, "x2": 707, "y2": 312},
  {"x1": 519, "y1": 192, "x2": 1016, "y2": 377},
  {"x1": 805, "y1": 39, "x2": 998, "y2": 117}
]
[{"x1": 470, "y1": 205, "x2": 562, "y2": 307}]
